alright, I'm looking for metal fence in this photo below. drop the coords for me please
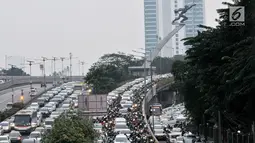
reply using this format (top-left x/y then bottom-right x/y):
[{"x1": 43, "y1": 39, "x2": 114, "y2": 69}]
[{"x1": 198, "y1": 124, "x2": 254, "y2": 143}]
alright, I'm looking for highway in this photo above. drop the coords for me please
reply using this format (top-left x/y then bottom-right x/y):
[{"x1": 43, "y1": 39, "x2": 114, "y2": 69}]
[{"x1": 0, "y1": 84, "x2": 50, "y2": 110}]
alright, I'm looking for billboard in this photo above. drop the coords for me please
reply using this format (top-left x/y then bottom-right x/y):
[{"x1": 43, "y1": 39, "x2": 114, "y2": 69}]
[{"x1": 78, "y1": 94, "x2": 107, "y2": 112}]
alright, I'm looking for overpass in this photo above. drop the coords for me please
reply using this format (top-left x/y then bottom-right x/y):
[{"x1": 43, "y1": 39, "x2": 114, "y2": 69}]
[{"x1": 0, "y1": 76, "x2": 84, "y2": 91}]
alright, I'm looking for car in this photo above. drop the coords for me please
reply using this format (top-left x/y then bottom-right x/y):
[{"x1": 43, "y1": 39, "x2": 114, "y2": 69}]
[
  {"x1": 0, "y1": 135, "x2": 10, "y2": 143},
  {"x1": 44, "y1": 103, "x2": 56, "y2": 112},
  {"x1": 40, "y1": 83, "x2": 46, "y2": 88},
  {"x1": 0, "y1": 121, "x2": 11, "y2": 133},
  {"x1": 39, "y1": 107, "x2": 50, "y2": 117},
  {"x1": 50, "y1": 98, "x2": 62, "y2": 105},
  {"x1": 49, "y1": 111, "x2": 61, "y2": 119},
  {"x1": 41, "y1": 94, "x2": 50, "y2": 101},
  {"x1": 30, "y1": 103, "x2": 39, "y2": 111},
  {"x1": 29, "y1": 131, "x2": 41, "y2": 141},
  {"x1": 22, "y1": 138, "x2": 39, "y2": 143},
  {"x1": 114, "y1": 134, "x2": 130, "y2": 143},
  {"x1": 34, "y1": 127, "x2": 45, "y2": 135},
  {"x1": 37, "y1": 98, "x2": 46, "y2": 107},
  {"x1": 9, "y1": 130, "x2": 22, "y2": 143}
]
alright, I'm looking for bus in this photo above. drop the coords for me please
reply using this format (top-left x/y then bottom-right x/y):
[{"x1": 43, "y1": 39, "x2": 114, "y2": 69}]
[{"x1": 13, "y1": 110, "x2": 38, "y2": 134}]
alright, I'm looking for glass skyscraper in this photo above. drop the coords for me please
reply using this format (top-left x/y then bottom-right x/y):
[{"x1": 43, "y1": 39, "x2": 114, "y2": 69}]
[
  {"x1": 144, "y1": 0, "x2": 158, "y2": 57},
  {"x1": 184, "y1": 0, "x2": 205, "y2": 41}
]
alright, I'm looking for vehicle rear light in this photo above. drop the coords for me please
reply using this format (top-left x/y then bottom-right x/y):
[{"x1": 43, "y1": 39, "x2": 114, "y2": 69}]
[{"x1": 17, "y1": 137, "x2": 21, "y2": 140}]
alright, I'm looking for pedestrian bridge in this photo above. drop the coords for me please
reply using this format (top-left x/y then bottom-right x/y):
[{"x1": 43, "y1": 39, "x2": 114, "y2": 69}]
[{"x1": 0, "y1": 76, "x2": 83, "y2": 91}]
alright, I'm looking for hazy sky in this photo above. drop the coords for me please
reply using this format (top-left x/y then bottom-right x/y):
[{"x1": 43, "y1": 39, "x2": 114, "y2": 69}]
[{"x1": 0, "y1": 0, "x2": 230, "y2": 76}]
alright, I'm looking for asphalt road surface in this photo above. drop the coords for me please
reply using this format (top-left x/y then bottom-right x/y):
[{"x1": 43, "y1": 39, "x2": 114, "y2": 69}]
[{"x1": 0, "y1": 84, "x2": 50, "y2": 110}]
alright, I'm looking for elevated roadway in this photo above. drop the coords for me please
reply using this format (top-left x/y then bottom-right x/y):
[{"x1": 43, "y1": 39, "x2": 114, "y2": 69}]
[
  {"x1": 0, "y1": 84, "x2": 51, "y2": 110},
  {"x1": 0, "y1": 76, "x2": 83, "y2": 91}
]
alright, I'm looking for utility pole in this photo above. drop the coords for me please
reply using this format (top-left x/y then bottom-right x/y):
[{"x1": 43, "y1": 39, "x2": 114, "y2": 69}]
[
  {"x1": 81, "y1": 61, "x2": 85, "y2": 76},
  {"x1": 52, "y1": 57, "x2": 58, "y2": 85},
  {"x1": 78, "y1": 60, "x2": 80, "y2": 76},
  {"x1": 42, "y1": 57, "x2": 47, "y2": 89},
  {"x1": 8, "y1": 64, "x2": 15, "y2": 103},
  {"x1": 27, "y1": 60, "x2": 34, "y2": 89},
  {"x1": 60, "y1": 57, "x2": 66, "y2": 75},
  {"x1": 69, "y1": 53, "x2": 72, "y2": 81}
]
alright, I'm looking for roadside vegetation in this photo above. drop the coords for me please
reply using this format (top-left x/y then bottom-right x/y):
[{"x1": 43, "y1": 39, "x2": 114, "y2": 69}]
[
  {"x1": 41, "y1": 113, "x2": 98, "y2": 143},
  {"x1": 171, "y1": 0, "x2": 254, "y2": 132}
]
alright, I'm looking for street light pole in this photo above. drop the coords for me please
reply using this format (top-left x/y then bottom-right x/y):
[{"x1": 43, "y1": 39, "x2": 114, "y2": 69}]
[
  {"x1": 27, "y1": 60, "x2": 34, "y2": 89},
  {"x1": 42, "y1": 57, "x2": 47, "y2": 89},
  {"x1": 81, "y1": 61, "x2": 85, "y2": 76},
  {"x1": 69, "y1": 53, "x2": 72, "y2": 81},
  {"x1": 52, "y1": 57, "x2": 57, "y2": 85},
  {"x1": 8, "y1": 64, "x2": 15, "y2": 103}
]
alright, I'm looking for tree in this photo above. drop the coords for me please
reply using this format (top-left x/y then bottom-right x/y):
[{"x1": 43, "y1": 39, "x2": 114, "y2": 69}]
[
  {"x1": 151, "y1": 57, "x2": 174, "y2": 74},
  {"x1": 41, "y1": 114, "x2": 98, "y2": 143},
  {"x1": 85, "y1": 52, "x2": 141, "y2": 94},
  {"x1": 1, "y1": 67, "x2": 28, "y2": 76},
  {"x1": 175, "y1": 0, "x2": 255, "y2": 131}
]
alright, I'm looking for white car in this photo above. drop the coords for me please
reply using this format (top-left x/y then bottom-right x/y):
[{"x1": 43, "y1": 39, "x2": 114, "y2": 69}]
[
  {"x1": 114, "y1": 134, "x2": 130, "y2": 143},
  {"x1": 0, "y1": 121, "x2": 11, "y2": 133},
  {"x1": 29, "y1": 131, "x2": 41, "y2": 141},
  {"x1": 30, "y1": 102, "x2": 40, "y2": 111},
  {"x1": 0, "y1": 135, "x2": 10, "y2": 142}
]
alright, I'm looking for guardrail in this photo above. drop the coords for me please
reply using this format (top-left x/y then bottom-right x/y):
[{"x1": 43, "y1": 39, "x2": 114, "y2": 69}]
[
  {"x1": 0, "y1": 76, "x2": 83, "y2": 91},
  {"x1": 142, "y1": 79, "x2": 174, "y2": 143},
  {"x1": 142, "y1": 88, "x2": 159, "y2": 143},
  {"x1": 142, "y1": 84, "x2": 159, "y2": 143}
]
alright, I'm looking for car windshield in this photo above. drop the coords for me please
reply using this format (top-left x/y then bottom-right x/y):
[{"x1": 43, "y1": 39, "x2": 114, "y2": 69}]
[
  {"x1": 45, "y1": 120, "x2": 53, "y2": 125},
  {"x1": 62, "y1": 104, "x2": 69, "y2": 108},
  {"x1": 115, "y1": 137, "x2": 127, "y2": 142},
  {"x1": 122, "y1": 104, "x2": 131, "y2": 108},
  {"x1": 51, "y1": 112, "x2": 59, "y2": 115},
  {"x1": 40, "y1": 108, "x2": 48, "y2": 111},
  {"x1": 154, "y1": 125, "x2": 163, "y2": 129},
  {"x1": 0, "y1": 136, "x2": 7, "y2": 140},
  {"x1": 45, "y1": 105, "x2": 52, "y2": 107},
  {"x1": 37, "y1": 99, "x2": 44, "y2": 102},
  {"x1": 115, "y1": 124, "x2": 127, "y2": 129},
  {"x1": 14, "y1": 115, "x2": 31, "y2": 126},
  {"x1": 35, "y1": 128, "x2": 43, "y2": 132},
  {"x1": 10, "y1": 132, "x2": 20, "y2": 137},
  {"x1": 30, "y1": 132, "x2": 41, "y2": 138},
  {"x1": 0, "y1": 122, "x2": 8, "y2": 126}
]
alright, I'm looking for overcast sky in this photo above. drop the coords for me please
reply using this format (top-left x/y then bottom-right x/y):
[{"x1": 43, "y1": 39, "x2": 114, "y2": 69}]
[{"x1": 0, "y1": 0, "x2": 230, "y2": 76}]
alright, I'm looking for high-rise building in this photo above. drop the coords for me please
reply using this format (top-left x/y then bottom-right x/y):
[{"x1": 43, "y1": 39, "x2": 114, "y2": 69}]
[
  {"x1": 144, "y1": 0, "x2": 158, "y2": 57},
  {"x1": 143, "y1": 0, "x2": 205, "y2": 57}
]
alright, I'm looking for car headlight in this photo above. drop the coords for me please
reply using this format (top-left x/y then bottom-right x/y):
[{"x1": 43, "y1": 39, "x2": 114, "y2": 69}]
[
  {"x1": 32, "y1": 123, "x2": 37, "y2": 127},
  {"x1": 10, "y1": 123, "x2": 15, "y2": 127}
]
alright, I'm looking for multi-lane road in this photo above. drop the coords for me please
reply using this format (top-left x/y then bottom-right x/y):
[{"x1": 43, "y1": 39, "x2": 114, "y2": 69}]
[{"x1": 0, "y1": 84, "x2": 50, "y2": 110}]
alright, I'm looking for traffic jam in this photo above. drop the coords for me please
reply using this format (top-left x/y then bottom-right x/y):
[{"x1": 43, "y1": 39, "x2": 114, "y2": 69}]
[
  {"x1": 93, "y1": 74, "x2": 173, "y2": 143},
  {"x1": 0, "y1": 81, "x2": 80, "y2": 143}
]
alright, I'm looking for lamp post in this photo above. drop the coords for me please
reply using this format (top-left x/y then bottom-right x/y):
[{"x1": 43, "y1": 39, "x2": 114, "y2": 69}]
[{"x1": 8, "y1": 64, "x2": 15, "y2": 103}]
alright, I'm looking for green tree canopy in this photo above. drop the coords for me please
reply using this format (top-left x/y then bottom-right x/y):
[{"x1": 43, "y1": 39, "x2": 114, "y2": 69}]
[
  {"x1": 172, "y1": 0, "x2": 255, "y2": 131},
  {"x1": 1, "y1": 67, "x2": 28, "y2": 76},
  {"x1": 41, "y1": 115, "x2": 98, "y2": 143},
  {"x1": 84, "y1": 52, "x2": 141, "y2": 93}
]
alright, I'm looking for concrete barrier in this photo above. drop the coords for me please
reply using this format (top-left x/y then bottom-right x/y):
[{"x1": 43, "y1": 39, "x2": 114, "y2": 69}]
[
  {"x1": 142, "y1": 85, "x2": 159, "y2": 143},
  {"x1": 0, "y1": 76, "x2": 83, "y2": 91}
]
